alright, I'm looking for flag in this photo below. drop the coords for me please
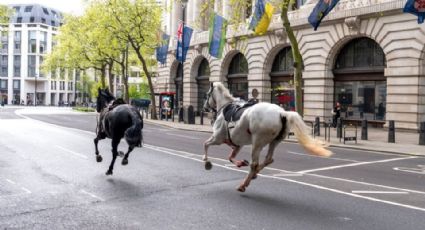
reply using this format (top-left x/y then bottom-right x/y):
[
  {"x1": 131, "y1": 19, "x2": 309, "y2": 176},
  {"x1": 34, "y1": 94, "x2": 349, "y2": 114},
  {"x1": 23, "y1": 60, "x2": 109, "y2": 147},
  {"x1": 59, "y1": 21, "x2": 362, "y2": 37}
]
[
  {"x1": 403, "y1": 0, "x2": 425, "y2": 24},
  {"x1": 248, "y1": 0, "x2": 274, "y2": 35},
  {"x1": 308, "y1": 0, "x2": 340, "y2": 31},
  {"x1": 156, "y1": 31, "x2": 170, "y2": 64},
  {"x1": 176, "y1": 22, "x2": 193, "y2": 62},
  {"x1": 208, "y1": 13, "x2": 228, "y2": 59}
]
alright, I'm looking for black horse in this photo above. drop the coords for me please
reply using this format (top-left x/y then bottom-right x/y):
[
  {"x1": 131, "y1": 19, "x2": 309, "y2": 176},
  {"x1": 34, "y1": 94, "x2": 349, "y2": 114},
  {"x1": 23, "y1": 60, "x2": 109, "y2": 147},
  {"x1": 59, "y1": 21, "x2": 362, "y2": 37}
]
[{"x1": 94, "y1": 88, "x2": 143, "y2": 175}]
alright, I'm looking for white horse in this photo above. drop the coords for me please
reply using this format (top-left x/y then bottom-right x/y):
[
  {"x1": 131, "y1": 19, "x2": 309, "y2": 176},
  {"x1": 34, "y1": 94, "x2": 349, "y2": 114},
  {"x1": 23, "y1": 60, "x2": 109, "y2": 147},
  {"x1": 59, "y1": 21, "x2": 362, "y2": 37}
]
[{"x1": 203, "y1": 82, "x2": 332, "y2": 192}]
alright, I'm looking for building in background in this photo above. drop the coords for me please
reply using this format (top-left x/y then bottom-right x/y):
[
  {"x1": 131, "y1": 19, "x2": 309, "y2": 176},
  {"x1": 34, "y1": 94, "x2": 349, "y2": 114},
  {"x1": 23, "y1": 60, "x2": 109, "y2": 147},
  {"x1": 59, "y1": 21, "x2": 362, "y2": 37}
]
[
  {"x1": 156, "y1": 0, "x2": 425, "y2": 130},
  {"x1": 0, "y1": 4, "x2": 80, "y2": 106}
]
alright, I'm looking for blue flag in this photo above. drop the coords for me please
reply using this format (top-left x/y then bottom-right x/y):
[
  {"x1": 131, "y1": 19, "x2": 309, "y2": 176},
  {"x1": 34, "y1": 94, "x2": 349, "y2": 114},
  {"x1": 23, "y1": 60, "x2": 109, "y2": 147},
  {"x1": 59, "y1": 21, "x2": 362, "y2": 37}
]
[
  {"x1": 209, "y1": 13, "x2": 227, "y2": 58},
  {"x1": 308, "y1": 0, "x2": 340, "y2": 30},
  {"x1": 403, "y1": 0, "x2": 425, "y2": 24},
  {"x1": 156, "y1": 32, "x2": 170, "y2": 64},
  {"x1": 176, "y1": 22, "x2": 193, "y2": 63}
]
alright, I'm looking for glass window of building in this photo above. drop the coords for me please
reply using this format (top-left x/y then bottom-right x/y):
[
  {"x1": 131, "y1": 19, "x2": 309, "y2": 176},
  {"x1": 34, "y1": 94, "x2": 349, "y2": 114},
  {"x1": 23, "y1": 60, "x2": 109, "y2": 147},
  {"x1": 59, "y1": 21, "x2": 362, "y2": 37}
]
[
  {"x1": 270, "y1": 47, "x2": 298, "y2": 111},
  {"x1": 333, "y1": 37, "x2": 386, "y2": 121},
  {"x1": 1, "y1": 31, "x2": 8, "y2": 53},
  {"x1": 0, "y1": 55, "x2": 7, "y2": 77},
  {"x1": 14, "y1": 31, "x2": 21, "y2": 53},
  {"x1": 13, "y1": 80, "x2": 20, "y2": 90},
  {"x1": 196, "y1": 58, "x2": 210, "y2": 113},
  {"x1": 28, "y1": 31, "x2": 37, "y2": 53},
  {"x1": 13, "y1": 55, "x2": 20, "y2": 77},
  {"x1": 39, "y1": 32, "x2": 47, "y2": 53},
  {"x1": 227, "y1": 53, "x2": 248, "y2": 100},
  {"x1": 17, "y1": 17, "x2": 22, "y2": 23},
  {"x1": 24, "y1": 6, "x2": 33, "y2": 12},
  {"x1": 0, "y1": 79, "x2": 7, "y2": 89},
  {"x1": 28, "y1": 55, "x2": 36, "y2": 77}
]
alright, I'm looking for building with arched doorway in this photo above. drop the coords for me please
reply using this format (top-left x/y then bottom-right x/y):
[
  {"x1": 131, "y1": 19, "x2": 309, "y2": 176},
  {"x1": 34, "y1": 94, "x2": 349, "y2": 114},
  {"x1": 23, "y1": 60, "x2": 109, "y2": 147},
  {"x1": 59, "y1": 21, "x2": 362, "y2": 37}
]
[{"x1": 156, "y1": 0, "x2": 425, "y2": 130}]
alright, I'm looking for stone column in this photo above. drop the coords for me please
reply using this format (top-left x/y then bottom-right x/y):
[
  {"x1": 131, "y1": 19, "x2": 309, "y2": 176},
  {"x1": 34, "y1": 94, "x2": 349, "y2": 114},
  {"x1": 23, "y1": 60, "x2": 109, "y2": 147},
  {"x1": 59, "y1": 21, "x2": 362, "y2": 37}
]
[{"x1": 303, "y1": 70, "x2": 334, "y2": 122}]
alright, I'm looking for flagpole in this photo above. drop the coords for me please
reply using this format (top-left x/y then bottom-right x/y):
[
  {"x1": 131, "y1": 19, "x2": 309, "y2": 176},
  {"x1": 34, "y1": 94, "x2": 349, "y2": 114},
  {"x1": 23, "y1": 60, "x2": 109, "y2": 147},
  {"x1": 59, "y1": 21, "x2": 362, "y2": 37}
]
[{"x1": 180, "y1": 0, "x2": 188, "y2": 110}]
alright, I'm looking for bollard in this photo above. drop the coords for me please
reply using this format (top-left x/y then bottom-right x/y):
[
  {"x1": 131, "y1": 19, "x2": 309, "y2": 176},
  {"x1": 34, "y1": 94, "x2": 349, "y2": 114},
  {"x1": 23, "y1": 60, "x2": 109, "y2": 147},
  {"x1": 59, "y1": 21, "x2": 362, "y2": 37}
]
[
  {"x1": 172, "y1": 109, "x2": 175, "y2": 122},
  {"x1": 360, "y1": 111, "x2": 364, "y2": 119},
  {"x1": 361, "y1": 119, "x2": 368, "y2": 140},
  {"x1": 388, "y1": 120, "x2": 395, "y2": 143},
  {"x1": 419, "y1": 121, "x2": 425, "y2": 145},
  {"x1": 314, "y1": 117, "x2": 320, "y2": 136},
  {"x1": 200, "y1": 111, "x2": 204, "y2": 125},
  {"x1": 178, "y1": 107, "x2": 184, "y2": 122},
  {"x1": 337, "y1": 118, "x2": 343, "y2": 138},
  {"x1": 165, "y1": 109, "x2": 169, "y2": 121},
  {"x1": 188, "y1": 105, "x2": 195, "y2": 124}
]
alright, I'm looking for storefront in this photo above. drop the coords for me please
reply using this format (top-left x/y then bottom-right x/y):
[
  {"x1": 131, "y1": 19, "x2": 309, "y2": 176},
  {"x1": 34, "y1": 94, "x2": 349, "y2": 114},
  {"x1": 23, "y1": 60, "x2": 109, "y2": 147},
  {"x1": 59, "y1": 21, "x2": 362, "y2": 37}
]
[{"x1": 270, "y1": 47, "x2": 296, "y2": 111}]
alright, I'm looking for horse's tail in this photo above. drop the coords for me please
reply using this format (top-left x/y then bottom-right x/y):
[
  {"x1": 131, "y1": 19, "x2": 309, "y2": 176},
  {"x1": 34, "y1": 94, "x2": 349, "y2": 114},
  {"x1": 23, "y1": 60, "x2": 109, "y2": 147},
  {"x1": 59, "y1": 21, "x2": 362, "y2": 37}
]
[
  {"x1": 125, "y1": 109, "x2": 143, "y2": 147},
  {"x1": 284, "y1": 111, "x2": 333, "y2": 157}
]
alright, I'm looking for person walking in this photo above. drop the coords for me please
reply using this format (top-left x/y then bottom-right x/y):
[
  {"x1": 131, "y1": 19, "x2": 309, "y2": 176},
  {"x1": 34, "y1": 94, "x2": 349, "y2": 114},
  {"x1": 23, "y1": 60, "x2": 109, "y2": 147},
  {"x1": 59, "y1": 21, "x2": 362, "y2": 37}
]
[{"x1": 332, "y1": 102, "x2": 341, "y2": 128}]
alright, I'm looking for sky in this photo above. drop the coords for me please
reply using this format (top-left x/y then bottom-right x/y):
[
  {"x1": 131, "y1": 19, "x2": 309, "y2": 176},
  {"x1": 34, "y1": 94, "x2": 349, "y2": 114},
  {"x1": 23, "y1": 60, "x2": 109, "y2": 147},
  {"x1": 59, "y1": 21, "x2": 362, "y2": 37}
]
[{"x1": 1, "y1": 0, "x2": 87, "y2": 15}]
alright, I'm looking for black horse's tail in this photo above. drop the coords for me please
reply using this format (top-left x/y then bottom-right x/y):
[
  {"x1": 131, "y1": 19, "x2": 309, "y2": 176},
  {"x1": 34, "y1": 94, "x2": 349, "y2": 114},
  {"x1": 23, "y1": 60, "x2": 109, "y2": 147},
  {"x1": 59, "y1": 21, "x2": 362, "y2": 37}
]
[{"x1": 125, "y1": 109, "x2": 143, "y2": 147}]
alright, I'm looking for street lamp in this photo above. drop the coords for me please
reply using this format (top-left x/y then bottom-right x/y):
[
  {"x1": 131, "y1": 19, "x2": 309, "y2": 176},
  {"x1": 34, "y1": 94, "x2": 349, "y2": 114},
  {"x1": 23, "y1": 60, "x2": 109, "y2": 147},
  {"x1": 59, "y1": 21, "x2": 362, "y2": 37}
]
[
  {"x1": 34, "y1": 72, "x2": 38, "y2": 106},
  {"x1": 179, "y1": 0, "x2": 188, "y2": 110}
]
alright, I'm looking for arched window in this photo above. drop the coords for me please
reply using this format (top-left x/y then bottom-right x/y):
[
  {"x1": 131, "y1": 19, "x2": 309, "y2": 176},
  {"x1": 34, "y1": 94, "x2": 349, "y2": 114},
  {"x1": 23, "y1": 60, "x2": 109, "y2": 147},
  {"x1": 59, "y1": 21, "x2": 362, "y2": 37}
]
[
  {"x1": 333, "y1": 37, "x2": 387, "y2": 121},
  {"x1": 197, "y1": 58, "x2": 210, "y2": 113},
  {"x1": 175, "y1": 63, "x2": 183, "y2": 109},
  {"x1": 270, "y1": 47, "x2": 297, "y2": 110},
  {"x1": 227, "y1": 53, "x2": 248, "y2": 100}
]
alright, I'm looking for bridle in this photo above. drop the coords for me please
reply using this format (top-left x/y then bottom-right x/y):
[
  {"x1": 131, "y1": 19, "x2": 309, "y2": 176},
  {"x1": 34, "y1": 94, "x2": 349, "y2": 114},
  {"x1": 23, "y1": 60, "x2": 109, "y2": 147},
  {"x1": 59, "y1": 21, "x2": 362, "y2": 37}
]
[{"x1": 204, "y1": 83, "x2": 217, "y2": 113}]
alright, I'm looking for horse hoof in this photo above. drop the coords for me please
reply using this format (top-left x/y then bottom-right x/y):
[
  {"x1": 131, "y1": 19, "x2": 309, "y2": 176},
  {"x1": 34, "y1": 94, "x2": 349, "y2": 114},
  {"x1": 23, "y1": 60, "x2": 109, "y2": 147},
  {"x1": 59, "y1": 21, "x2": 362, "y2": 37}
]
[
  {"x1": 204, "y1": 161, "x2": 212, "y2": 170},
  {"x1": 105, "y1": 170, "x2": 113, "y2": 175},
  {"x1": 118, "y1": 151, "x2": 125, "y2": 157},
  {"x1": 252, "y1": 174, "x2": 257, "y2": 180},
  {"x1": 237, "y1": 186, "x2": 246, "y2": 192},
  {"x1": 96, "y1": 155, "x2": 103, "y2": 162},
  {"x1": 122, "y1": 159, "x2": 128, "y2": 165}
]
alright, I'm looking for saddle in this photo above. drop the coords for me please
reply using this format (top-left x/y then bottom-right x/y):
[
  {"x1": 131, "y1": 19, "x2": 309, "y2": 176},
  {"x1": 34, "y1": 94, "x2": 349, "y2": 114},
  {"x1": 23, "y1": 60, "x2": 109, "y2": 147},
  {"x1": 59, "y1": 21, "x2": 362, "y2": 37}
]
[{"x1": 223, "y1": 99, "x2": 258, "y2": 123}]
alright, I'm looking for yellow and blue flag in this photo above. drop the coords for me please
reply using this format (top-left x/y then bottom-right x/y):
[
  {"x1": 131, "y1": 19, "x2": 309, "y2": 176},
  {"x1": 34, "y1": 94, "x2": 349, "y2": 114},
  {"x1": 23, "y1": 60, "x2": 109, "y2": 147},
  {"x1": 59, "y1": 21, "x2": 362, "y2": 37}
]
[
  {"x1": 209, "y1": 13, "x2": 228, "y2": 59},
  {"x1": 308, "y1": 0, "x2": 340, "y2": 31},
  {"x1": 403, "y1": 0, "x2": 425, "y2": 24},
  {"x1": 248, "y1": 0, "x2": 274, "y2": 35},
  {"x1": 156, "y1": 31, "x2": 170, "y2": 64}
]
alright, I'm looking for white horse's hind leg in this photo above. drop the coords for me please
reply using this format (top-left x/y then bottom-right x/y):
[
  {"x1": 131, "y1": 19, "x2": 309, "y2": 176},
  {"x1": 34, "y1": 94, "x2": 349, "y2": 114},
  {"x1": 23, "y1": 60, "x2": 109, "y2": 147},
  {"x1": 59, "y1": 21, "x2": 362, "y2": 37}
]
[
  {"x1": 257, "y1": 140, "x2": 280, "y2": 172},
  {"x1": 237, "y1": 144, "x2": 263, "y2": 192}
]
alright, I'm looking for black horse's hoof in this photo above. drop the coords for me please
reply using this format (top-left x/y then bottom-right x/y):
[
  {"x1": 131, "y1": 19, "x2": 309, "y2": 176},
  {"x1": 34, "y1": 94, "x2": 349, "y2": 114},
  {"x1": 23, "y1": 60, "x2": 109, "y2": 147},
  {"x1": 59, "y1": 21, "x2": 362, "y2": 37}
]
[
  {"x1": 205, "y1": 161, "x2": 212, "y2": 170},
  {"x1": 122, "y1": 158, "x2": 128, "y2": 165},
  {"x1": 118, "y1": 151, "x2": 125, "y2": 157},
  {"x1": 96, "y1": 155, "x2": 103, "y2": 162},
  {"x1": 105, "y1": 170, "x2": 113, "y2": 175}
]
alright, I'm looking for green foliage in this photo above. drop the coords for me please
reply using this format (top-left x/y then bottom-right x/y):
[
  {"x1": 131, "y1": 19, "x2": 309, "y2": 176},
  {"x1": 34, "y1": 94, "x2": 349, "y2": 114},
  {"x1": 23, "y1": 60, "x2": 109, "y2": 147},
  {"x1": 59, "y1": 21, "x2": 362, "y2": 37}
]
[
  {"x1": 0, "y1": 4, "x2": 13, "y2": 24},
  {"x1": 129, "y1": 82, "x2": 150, "y2": 99},
  {"x1": 73, "y1": 107, "x2": 96, "y2": 112}
]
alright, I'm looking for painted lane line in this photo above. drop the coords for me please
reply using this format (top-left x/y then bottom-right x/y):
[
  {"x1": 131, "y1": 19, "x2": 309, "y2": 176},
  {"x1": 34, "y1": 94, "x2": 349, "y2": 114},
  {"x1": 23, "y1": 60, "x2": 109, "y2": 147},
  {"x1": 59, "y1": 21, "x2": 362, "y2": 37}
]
[
  {"x1": 165, "y1": 133, "x2": 200, "y2": 140},
  {"x1": 297, "y1": 156, "x2": 418, "y2": 174},
  {"x1": 55, "y1": 145, "x2": 88, "y2": 159},
  {"x1": 393, "y1": 165, "x2": 425, "y2": 175},
  {"x1": 144, "y1": 144, "x2": 425, "y2": 213},
  {"x1": 272, "y1": 173, "x2": 304, "y2": 177},
  {"x1": 6, "y1": 179, "x2": 16, "y2": 185},
  {"x1": 288, "y1": 151, "x2": 360, "y2": 162},
  {"x1": 21, "y1": 187, "x2": 32, "y2": 194},
  {"x1": 80, "y1": 190, "x2": 105, "y2": 202},
  {"x1": 352, "y1": 190, "x2": 409, "y2": 194}
]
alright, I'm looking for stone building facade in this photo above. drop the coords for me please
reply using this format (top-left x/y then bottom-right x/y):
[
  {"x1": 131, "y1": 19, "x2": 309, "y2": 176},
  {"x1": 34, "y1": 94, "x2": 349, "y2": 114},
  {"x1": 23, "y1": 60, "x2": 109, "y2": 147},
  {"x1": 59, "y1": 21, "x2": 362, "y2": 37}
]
[{"x1": 156, "y1": 0, "x2": 425, "y2": 130}]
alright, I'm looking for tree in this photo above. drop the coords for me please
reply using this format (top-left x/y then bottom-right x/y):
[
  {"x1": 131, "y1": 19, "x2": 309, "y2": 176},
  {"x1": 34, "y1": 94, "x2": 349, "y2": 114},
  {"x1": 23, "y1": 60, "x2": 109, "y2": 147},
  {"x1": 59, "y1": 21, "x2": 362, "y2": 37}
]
[
  {"x1": 102, "y1": 0, "x2": 163, "y2": 120},
  {"x1": 0, "y1": 4, "x2": 13, "y2": 24}
]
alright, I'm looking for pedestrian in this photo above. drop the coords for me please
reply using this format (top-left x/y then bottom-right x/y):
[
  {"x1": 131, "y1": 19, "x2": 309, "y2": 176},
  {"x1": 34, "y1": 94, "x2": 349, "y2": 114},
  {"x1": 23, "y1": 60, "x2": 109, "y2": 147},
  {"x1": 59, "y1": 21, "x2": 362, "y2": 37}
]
[{"x1": 332, "y1": 102, "x2": 341, "y2": 128}]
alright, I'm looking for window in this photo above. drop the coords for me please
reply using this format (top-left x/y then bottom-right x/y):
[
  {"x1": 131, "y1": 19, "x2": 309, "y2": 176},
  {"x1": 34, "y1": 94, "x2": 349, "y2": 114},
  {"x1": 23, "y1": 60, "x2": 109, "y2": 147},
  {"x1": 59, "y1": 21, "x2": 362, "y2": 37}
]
[
  {"x1": 24, "y1": 6, "x2": 33, "y2": 12},
  {"x1": 30, "y1": 17, "x2": 35, "y2": 23},
  {"x1": 51, "y1": 20, "x2": 56, "y2": 26},
  {"x1": 0, "y1": 79, "x2": 7, "y2": 89},
  {"x1": 28, "y1": 55, "x2": 36, "y2": 77},
  {"x1": 272, "y1": 47, "x2": 294, "y2": 73},
  {"x1": 14, "y1": 31, "x2": 21, "y2": 53},
  {"x1": 60, "y1": 81, "x2": 65, "y2": 90},
  {"x1": 0, "y1": 55, "x2": 8, "y2": 77},
  {"x1": 41, "y1": 18, "x2": 46, "y2": 24},
  {"x1": 17, "y1": 17, "x2": 22, "y2": 23},
  {"x1": 227, "y1": 53, "x2": 248, "y2": 100},
  {"x1": 68, "y1": 82, "x2": 73, "y2": 90},
  {"x1": 43, "y1": 8, "x2": 49, "y2": 15},
  {"x1": 13, "y1": 80, "x2": 20, "y2": 90},
  {"x1": 39, "y1": 32, "x2": 47, "y2": 53},
  {"x1": 1, "y1": 31, "x2": 8, "y2": 53},
  {"x1": 13, "y1": 6, "x2": 20, "y2": 12},
  {"x1": 14, "y1": 55, "x2": 20, "y2": 77},
  {"x1": 197, "y1": 59, "x2": 210, "y2": 112},
  {"x1": 51, "y1": 81, "x2": 56, "y2": 90},
  {"x1": 28, "y1": 31, "x2": 37, "y2": 53}
]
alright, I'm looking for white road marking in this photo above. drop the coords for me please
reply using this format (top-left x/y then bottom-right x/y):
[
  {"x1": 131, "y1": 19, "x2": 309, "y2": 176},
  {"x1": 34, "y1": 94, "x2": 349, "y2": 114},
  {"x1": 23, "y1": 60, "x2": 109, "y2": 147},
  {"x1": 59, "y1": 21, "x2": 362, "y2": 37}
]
[
  {"x1": 393, "y1": 165, "x2": 425, "y2": 175},
  {"x1": 80, "y1": 189, "x2": 105, "y2": 201},
  {"x1": 143, "y1": 144, "x2": 425, "y2": 212},
  {"x1": 165, "y1": 133, "x2": 200, "y2": 140},
  {"x1": 56, "y1": 145, "x2": 88, "y2": 159},
  {"x1": 21, "y1": 187, "x2": 32, "y2": 194},
  {"x1": 272, "y1": 173, "x2": 303, "y2": 177},
  {"x1": 352, "y1": 190, "x2": 409, "y2": 194},
  {"x1": 297, "y1": 156, "x2": 418, "y2": 174},
  {"x1": 287, "y1": 151, "x2": 360, "y2": 162},
  {"x1": 6, "y1": 179, "x2": 16, "y2": 184}
]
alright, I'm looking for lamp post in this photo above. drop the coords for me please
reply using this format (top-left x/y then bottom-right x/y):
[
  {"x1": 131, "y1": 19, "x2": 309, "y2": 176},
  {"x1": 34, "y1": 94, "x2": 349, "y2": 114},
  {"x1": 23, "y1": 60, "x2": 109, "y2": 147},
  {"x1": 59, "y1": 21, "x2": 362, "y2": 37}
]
[
  {"x1": 179, "y1": 0, "x2": 188, "y2": 111},
  {"x1": 34, "y1": 72, "x2": 38, "y2": 106}
]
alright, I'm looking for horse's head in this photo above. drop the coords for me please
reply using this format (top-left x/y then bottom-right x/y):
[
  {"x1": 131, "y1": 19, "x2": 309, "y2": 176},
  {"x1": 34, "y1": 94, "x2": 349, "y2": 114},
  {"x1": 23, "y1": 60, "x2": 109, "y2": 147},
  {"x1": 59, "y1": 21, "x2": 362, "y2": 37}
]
[
  {"x1": 203, "y1": 82, "x2": 216, "y2": 112},
  {"x1": 96, "y1": 88, "x2": 115, "y2": 112}
]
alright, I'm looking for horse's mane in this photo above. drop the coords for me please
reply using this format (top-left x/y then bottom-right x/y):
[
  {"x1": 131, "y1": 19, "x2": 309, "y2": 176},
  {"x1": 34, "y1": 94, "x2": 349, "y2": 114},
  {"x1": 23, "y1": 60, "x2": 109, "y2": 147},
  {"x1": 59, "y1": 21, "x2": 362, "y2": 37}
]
[{"x1": 214, "y1": 82, "x2": 235, "y2": 101}]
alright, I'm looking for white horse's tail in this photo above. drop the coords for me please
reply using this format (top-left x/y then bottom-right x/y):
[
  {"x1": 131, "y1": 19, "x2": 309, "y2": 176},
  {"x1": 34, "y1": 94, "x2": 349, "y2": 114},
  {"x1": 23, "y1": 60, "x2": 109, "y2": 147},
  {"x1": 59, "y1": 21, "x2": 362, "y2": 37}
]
[{"x1": 284, "y1": 111, "x2": 333, "y2": 157}]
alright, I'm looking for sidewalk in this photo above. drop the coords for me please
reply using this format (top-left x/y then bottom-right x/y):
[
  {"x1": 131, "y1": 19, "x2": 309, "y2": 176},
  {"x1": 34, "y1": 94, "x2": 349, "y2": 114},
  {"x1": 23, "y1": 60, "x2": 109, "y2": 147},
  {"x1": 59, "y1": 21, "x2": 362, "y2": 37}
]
[{"x1": 144, "y1": 114, "x2": 425, "y2": 157}]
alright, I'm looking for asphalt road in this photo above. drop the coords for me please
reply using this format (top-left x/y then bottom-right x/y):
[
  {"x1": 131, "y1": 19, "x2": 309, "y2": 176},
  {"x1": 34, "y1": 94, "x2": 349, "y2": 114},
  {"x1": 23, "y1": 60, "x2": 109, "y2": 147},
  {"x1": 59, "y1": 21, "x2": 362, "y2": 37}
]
[{"x1": 1, "y1": 107, "x2": 425, "y2": 229}]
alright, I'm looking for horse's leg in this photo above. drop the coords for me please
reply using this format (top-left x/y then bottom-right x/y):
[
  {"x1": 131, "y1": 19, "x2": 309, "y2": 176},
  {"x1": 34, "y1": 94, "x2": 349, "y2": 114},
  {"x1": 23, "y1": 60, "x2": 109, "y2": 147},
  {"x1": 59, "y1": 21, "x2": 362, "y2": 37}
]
[
  {"x1": 237, "y1": 143, "x2": 263, "y2": 192},
  {"x1": 121, "y1": 145, "x2": 135, "y2": 165},
  {"x1": 203, "y1": 135, "x2": 222, "y2": 170},
  {"x1": 106, "y1": 138, "x2": 120, "y2": 175},
  {"x1": 228, "y1": 146, "x2": 248, "y2": 167},
  {"x1": 257, "y1": 140, "x2": 280, "y2": 172},
  {"x1": 94, "y1": 133, "x2": 106, "y2": 162}
]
